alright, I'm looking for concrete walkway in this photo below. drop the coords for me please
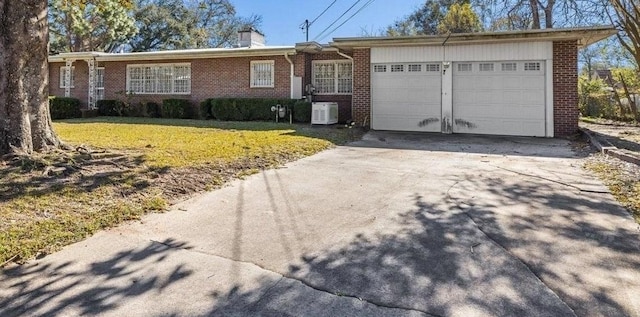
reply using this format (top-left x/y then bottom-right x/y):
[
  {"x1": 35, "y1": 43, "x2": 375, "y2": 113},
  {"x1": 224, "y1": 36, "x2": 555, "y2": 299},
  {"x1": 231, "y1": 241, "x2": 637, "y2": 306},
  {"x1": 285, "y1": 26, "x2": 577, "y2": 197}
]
[{"x1": 2, "y1": 132, "x2": 640, "y2": 317}]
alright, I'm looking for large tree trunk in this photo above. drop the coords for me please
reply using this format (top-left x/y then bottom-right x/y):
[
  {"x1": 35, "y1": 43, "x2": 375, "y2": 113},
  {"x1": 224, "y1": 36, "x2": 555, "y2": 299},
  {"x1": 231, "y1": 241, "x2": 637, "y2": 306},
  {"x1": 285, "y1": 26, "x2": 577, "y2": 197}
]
[
  {"x1": 529, "y1": 0, "x2": 541, "y2": 29},
  {"x1": 0, "y1": 0, "x2": 60, "y2": 156}
]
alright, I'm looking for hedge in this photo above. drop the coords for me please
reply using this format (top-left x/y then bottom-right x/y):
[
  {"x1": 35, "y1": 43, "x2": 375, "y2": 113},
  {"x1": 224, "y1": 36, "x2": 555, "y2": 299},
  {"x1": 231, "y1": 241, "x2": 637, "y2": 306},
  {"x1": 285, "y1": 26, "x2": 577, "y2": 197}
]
[
  {"x1": 49, "y1": 97, "x2": 81, "y2": 120},
  {"x1": 96, "y1": 99, "x2": 125, "y2": 116},
  {"x1": 162, "y1": 99, "x2": 192, "y2": 119},
  {"x1": 206, "y1": 98, "x2": 312, "y2": 122}
]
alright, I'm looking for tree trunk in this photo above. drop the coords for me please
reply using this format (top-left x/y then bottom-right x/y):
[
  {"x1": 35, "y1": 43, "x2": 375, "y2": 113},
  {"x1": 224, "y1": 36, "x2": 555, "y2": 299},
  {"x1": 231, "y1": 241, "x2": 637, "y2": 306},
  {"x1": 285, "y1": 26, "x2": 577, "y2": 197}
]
[
  {"x1": 543, "y1": 0, "x2": 555, "y2": 28},
  {"x1": 529, "y1": 0, "x2": 541, "y2": 29},
  {"x1": 0, "y1": 0, "x2": 61, "y2": 156}
]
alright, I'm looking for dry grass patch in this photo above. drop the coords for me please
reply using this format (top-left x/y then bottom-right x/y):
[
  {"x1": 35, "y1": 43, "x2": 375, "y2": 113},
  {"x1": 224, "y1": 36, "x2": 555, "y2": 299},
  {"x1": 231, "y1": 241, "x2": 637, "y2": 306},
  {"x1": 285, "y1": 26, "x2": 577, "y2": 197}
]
[
  {"x1": 1, "y1": 117, "x2": 362, "y2": 266},
  {"x1": 585, "y1": 154, "x2": 640, "y2": 223}
]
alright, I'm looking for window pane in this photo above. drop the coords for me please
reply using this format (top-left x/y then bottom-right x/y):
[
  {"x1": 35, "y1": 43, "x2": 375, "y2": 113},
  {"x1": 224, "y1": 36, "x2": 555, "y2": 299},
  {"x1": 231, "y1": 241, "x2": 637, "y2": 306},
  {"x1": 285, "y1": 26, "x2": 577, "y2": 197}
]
[
  {"x1": 425, "y1": 64, "x2": 440, "y2": 72},
  {"x1": 144, "y1": 66, "x2": 156, "y2": 93},
  {"x1": 501, "y1": 63, "x2": 517, "y2": 71},
  {"x1": 157, "y1": 66, "x2": 173, "y2": 94},
  {"x1": 457, "y1": 63, "x2": 472, "y2": 72},
  {"x1": 373, "y1": 65, "x2": 386, "y2": 72},
  {"x1": 314, "y1": 63, "x2": 335, "y2": 94},
  {"x1": 251, "y1": 62, "x2": 273, "y2": 87},
  {"x1": 391, "y1": 64, "x2": 404, "y2": 72},
  {"x1": 174, "y1": 65, "x2": 191, "y2": 93},
  {"x1": 479, "y1": 63, "x2": 494, "y2": 72}
]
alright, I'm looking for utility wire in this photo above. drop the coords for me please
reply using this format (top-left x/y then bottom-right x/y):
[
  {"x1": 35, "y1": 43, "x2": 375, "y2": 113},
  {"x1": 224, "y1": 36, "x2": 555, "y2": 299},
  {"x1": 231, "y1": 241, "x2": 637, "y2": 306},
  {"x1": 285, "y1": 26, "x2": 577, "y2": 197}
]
[
  {"x1": 309, "y1": 0, "x2": 338, "y2": 26},
  {"x1": 316, "y1": 0, "x2": 375, "y2": 42},
  {"x1": 313, "y1": 0, "x2": 364, "y2": 41}
]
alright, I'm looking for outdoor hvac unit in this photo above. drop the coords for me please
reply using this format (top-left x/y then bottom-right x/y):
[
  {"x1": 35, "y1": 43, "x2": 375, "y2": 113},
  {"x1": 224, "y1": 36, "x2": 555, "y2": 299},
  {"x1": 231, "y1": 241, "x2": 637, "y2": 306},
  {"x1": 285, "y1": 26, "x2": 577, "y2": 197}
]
[{"x1": 311, "y1": 102, "x2": 339, "y2": 125}]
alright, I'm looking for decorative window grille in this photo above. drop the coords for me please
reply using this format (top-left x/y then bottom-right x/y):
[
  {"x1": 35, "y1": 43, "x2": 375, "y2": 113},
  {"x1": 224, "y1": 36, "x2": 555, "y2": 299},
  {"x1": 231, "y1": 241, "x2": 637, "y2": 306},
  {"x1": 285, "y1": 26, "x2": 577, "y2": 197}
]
[
  {"x1": 313, "y1": 61, "x2": 352, "y2": 94},
  {"x1": 95, "y1": 68, "x2": 105, "y2": 100},
  {"x1": 250, "y1": 61, "x2": 274, "y2": 88},
  {"x1": 126, "y1": 63, "x2": 191, "y2": 94}
]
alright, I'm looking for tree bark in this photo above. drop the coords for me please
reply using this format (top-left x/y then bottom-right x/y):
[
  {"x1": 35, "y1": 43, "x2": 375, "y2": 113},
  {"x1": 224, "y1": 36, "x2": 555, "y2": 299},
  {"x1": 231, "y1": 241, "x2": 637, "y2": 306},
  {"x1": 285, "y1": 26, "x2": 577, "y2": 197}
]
[
  {"x1": 0, "y1": 0, "x2": 61, "y2": 156},
  {"x1": 529, "y1": 0, "x2": 541, "y2": 29}
]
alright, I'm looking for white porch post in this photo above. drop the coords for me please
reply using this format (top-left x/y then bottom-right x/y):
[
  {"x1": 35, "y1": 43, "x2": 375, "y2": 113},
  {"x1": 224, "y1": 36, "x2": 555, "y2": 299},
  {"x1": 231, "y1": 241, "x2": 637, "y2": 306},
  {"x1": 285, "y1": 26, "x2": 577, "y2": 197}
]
[
  {"x1": 87, "y1": 58, "x2": 96, "y2": 109},
  {"x1": 64, "y1": 59, "x2": 73, "y2": 97}
]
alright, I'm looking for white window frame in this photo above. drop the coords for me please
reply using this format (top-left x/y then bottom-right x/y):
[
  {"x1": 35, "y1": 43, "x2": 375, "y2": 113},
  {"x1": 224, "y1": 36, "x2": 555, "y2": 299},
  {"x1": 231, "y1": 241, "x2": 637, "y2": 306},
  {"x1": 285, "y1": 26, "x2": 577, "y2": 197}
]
[
  {"x1": 250, "y1": 60, "x2": 275, "y2": 88},
  {"x1": 126, "y1": 63, "x2": 191, "y2": 95},
  {"x1": 312, "y1": 60, "x2": 353, "y2": 95},
  {"x1": 59, "y1": 66, "x2": 75, "y2": 88}
]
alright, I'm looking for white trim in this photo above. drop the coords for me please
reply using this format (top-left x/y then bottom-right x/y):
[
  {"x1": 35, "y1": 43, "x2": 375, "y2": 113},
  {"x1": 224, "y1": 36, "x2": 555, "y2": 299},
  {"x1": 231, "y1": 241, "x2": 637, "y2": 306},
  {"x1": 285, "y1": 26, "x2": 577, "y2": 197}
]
[
  {"x1": 545, "y1": 49, "x2": 554, "y2": 137},
  {"x1": 59, "y1": 66, "x2": 75, "y2": 88},
  {"x1": 250, "y1": 60, "x2": 275, "y2": 88},
  {"x1": 312, "y1": 59, "x2": 353, "y2": 95},
  {"x1": 125, "y1": 63, "x2": 191, "y2": 95}
]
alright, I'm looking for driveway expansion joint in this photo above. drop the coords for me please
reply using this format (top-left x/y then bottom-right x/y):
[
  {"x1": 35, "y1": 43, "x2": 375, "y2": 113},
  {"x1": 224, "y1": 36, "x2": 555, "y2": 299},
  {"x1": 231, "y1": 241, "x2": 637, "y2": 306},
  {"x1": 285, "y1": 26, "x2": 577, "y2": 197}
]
[
  {"x1": 459, "y1": 210, "x2": 579, "y2": 317},
  {"x1": 149, "y1": 239, "x2": 441, "y2": 316}
]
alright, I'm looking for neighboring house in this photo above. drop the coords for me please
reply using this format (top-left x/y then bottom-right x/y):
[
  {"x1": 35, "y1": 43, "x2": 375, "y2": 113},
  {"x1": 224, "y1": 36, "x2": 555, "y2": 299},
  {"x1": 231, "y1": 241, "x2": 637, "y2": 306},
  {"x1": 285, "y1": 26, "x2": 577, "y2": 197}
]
[
  {"x1": 49, "y1": 26, "x2": 616, "y2": 137},
  {"x1": 592, "y1": 69, "x2": 617, "y2": 89}
]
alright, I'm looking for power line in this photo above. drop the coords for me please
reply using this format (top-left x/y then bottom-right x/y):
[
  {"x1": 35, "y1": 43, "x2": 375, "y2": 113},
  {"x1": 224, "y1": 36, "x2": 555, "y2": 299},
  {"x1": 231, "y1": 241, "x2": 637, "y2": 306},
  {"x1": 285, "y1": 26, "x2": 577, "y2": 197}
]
[
  {"x1": 313, "y1": 0, "x2": 364, "y2": 41},
  {"x1": 316, "y1": 0, "x2": 375, "y2": 42},
  {"x1": 309, "y1": 0, "x2": 338, "y2": 26},
  {"x1": 300, "y1": 0, "x2": 339, "y2": 42}
]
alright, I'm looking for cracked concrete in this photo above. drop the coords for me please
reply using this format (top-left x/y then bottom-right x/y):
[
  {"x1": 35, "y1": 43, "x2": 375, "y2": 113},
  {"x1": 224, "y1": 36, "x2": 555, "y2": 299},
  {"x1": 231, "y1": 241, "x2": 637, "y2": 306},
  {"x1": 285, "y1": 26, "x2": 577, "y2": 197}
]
[{"x1": 2, "y1": 132, "x2": 640, "y2": 316}]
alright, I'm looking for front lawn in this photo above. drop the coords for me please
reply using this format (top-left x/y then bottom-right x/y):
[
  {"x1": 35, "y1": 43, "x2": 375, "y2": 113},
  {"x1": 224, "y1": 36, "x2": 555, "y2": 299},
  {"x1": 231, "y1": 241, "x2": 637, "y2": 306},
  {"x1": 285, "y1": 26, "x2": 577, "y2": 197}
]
[{"x1": 0, "y1": 117, "x2": 362, "y2": 266}]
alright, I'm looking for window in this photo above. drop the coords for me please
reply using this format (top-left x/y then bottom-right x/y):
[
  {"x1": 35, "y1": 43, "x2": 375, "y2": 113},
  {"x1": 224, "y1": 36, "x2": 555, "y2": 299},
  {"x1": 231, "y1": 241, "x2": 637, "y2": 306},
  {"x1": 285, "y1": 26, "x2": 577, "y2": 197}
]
[
  {"x1": 250, "y1": 60, "x2": 274, "y2": 88},
  {"x1": 524, "y1": 62, "x2": 541, "y2": 71},
  {"x1": 408, "y1": 64, "x2": 422, "y2": 72},
  {"x1": 457, "y1": 63, "x2": 472, "y2": 72},
  {"x1": 126, "y1": 63, "x2": 191, "y2": 94},
  {"x1": 501, "y1": 63, "x2": 517, "y2": 71},
  {"x1": 59, "y1": 66, "x2": 75, "y2": 88},
  {"x1": 95, "y1": 68, "x2": 105, "y2": 101},
  {"x1": 479, "y1": 63, "x2": 494, "y2": 72},
  {"x1": 313, "y1": 61, "x2": 352, "y2": 94},
  {"x1": 425, "y1": 64, "x2": 440, "y2": 72},
  {"x1": 373, "y1": 65, "x2": 387, "y2": 72},
  {"x1": 391, "y1": 64, "x2": 404, "y2": 72}
]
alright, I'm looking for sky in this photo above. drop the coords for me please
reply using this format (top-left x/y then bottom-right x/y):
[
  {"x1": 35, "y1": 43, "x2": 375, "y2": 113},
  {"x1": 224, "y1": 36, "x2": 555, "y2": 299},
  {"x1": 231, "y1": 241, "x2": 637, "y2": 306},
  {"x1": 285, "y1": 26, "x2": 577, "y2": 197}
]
[{"x1": 232, "y1": 0, "x2": 425, "y2": 46}]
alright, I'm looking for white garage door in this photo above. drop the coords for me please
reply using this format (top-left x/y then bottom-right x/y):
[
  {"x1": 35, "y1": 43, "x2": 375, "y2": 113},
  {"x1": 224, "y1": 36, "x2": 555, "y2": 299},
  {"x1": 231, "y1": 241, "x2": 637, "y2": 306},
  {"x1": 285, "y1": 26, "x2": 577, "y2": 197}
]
[
  {"x1": 371, "y1": 63, "x2": 442, "y2": 132},
  {"x1": 452, "y1": 61, "x2": 546, "y2": 137}
]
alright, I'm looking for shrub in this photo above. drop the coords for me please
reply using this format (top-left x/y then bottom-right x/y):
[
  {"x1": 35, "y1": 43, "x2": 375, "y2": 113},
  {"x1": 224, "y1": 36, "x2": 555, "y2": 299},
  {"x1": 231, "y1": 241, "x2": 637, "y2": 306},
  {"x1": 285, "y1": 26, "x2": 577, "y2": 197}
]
[
  {"x1": 210, "y1": 98, "x2": 306, "y2": 122},
  {"x1": 292, "y1": 101, "x2": 312, "y2": 123},
  {"x1": 199, "y1": 99, "x2": 214, "y2": 120},
  {"x1": 145, "y1": 102, "x2": 161, "y2": 118},
  {"x1": 162, "y1": 99, "x2": 191, "y2": 119},
  {"x1": 49, "y1": 97, "x2": 81, "y2": 120},
  {"x1": 97, "y1": 99, "x2": 125, "y2": 116}
]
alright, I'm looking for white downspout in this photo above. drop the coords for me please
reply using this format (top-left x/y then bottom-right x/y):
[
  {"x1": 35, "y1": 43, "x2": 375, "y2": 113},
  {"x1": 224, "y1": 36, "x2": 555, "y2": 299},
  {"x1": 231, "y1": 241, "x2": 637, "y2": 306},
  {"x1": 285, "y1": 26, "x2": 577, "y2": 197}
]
[
  {"x1": 335, "y1": 50, "x2": 353, "y2": 63},
  {"x1": 284, "y1": 52, "x2": 295, "y2": 99}
]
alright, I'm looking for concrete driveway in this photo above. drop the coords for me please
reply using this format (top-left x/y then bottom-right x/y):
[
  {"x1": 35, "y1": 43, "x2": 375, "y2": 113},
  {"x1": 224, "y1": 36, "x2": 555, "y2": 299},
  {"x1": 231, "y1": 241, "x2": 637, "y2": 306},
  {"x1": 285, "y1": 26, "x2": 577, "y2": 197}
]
[{"x1": 2, "y1": 132, "x2": 640, "y2": 317}]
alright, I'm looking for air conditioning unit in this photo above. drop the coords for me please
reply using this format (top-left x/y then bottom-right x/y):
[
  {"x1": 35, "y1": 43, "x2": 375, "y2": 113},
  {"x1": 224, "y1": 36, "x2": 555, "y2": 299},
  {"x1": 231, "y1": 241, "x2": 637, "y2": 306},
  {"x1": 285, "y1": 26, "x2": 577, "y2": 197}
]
[{"x1": 311, "y1": 102, "x2": 339, "y2": 125}]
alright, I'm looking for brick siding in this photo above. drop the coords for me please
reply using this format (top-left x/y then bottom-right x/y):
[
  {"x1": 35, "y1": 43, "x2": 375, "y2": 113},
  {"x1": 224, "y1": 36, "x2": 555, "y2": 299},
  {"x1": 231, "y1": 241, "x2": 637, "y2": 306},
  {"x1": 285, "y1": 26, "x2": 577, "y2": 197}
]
[
  {"x1": 305, "y1": 51, "x2": 353, "y2": 122},
  {"x1": 50, "y1": 56, "x2": 292, "y2": 109},
  {"x1": 553, "y1": 41, "x2": 579, "y2": 137},
  {"x1": 351, "y1": 48, "x2": 371, "y2": 126}
]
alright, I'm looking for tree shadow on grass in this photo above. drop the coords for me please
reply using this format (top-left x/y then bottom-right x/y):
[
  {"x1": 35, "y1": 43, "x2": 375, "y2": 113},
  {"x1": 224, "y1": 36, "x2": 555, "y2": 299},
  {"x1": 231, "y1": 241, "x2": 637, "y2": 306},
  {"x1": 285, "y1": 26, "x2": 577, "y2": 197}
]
[{"x1": 0, "y1": 239, "x2": 193, "y2": 317}]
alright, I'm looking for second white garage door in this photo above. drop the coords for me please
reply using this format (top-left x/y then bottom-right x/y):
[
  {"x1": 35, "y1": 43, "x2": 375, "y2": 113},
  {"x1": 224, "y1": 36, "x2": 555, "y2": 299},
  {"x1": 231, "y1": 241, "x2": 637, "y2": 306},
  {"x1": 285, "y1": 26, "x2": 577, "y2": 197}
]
[{"x1": 452, "y1": 61, "x2": 546, "y2": 137}]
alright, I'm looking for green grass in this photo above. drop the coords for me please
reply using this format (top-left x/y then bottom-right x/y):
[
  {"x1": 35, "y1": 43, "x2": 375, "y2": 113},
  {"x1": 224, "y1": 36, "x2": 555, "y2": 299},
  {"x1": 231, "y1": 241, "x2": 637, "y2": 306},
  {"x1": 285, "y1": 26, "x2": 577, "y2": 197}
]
[{"x1": 0, "y1": 117, "x2": 362, "y2": 266}]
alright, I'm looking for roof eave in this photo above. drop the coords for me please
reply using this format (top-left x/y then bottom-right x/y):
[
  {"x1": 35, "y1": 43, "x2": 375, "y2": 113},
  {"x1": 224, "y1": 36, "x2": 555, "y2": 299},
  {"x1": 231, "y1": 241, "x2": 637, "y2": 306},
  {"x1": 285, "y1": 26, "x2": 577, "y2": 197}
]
[
  {"x1": 48, "y1": 47, "x2": 297, "y2": 63},
  {"x1": 330, "y1": 26, "x2": 618, "y2": 50}
]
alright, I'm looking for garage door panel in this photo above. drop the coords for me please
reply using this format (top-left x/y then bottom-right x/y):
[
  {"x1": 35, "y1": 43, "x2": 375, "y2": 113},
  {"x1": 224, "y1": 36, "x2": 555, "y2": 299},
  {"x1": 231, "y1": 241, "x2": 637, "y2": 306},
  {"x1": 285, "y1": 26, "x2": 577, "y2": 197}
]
[
  {"x1": 453, "y1": 61, "x2": 546, "y2": 137},
  {"x1": 372, "y1": 63, "x2": 441, "y2": 132}
]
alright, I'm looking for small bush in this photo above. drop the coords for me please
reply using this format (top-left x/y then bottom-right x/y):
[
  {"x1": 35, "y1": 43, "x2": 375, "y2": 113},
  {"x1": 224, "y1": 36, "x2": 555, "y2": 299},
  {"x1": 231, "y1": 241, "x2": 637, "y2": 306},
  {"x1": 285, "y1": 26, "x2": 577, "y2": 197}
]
[
  {"x1": 210, "y1": 98, "x2": 305, "y2": 122},
  {"x1": 199, "y1": 99, "x2": 214, "y2": 120},
  {"x1": 97, "y1": 100, "x2": 125, "y2": 116},
  {"x1": 292, "y1": 101, "x2": 312, "y2": 123},
  {"x1": 162, "y1": 99, "x2": 191, "y2": 119},
  {"x1": 49, "y1": 97, "x2": 81, "y2": 120},
  {"x1": 145, "y1": 102, "x2": 161, "y2": 118}
]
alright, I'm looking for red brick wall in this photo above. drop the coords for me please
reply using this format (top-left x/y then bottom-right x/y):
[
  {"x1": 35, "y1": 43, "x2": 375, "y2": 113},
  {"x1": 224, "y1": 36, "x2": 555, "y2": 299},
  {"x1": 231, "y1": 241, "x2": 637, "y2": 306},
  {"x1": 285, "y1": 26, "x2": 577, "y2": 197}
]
[
  {"x1": 306, "y1": 51, "x2": 353, "y2": 122},
  {"x1": 50, "y1": 56, "x2": 293, "y2": 109},
  {"x1": 553, "y1": 41, "x2": 579, "y2": 137},
  {"x1": 49, "y1": 61, "x2": 89, "y2": 107},
  {"x1": 352, "y1": 48, "x2": 371, "y2": 126}
]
